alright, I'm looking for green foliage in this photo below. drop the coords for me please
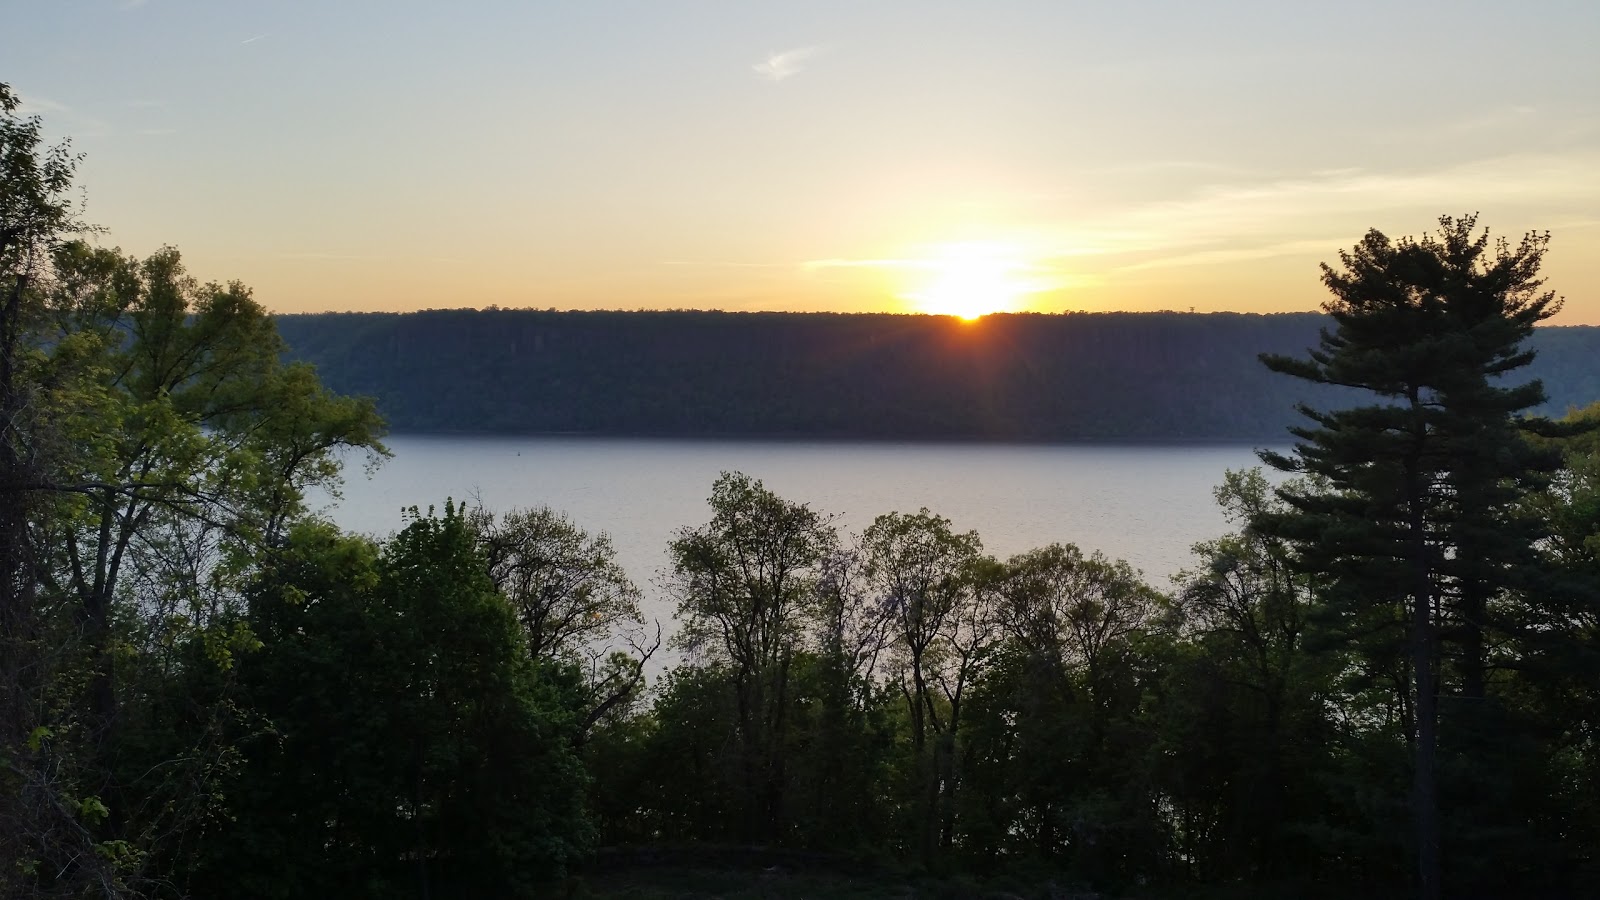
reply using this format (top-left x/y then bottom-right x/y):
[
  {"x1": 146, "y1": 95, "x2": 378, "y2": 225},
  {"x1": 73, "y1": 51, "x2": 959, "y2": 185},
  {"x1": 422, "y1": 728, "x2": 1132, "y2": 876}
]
[
  {"x1": 1157, "y1": 471, "x2": 1361, "y2": 886},
  {"x1": 18, "y1": 245, "x2": 387, "y2": 896},
  {"x1": 189, "y1": 510, "x2": 592, "y2": 898},
  {"x1": 2, "y1": 84, "x2": 392, "y2": 897},
  {"x1": 0, "y1": 81, "x2": 102, "y2": 897},
  {"x1": 1257, "y1": 215, "x2": 1586, "y2": 899},
  {"x1": 864, "y1": 510, "x2": 998, "y2": 866},
  {"x1": 469, "y1": 504, "x2": 658, "y2": 739},
  {"x1": 668, "y1": 472, "x2": 838, "y2": 842},
  {"x1": 956, "y1": 545, "x2": 1163, "y2": 885}
]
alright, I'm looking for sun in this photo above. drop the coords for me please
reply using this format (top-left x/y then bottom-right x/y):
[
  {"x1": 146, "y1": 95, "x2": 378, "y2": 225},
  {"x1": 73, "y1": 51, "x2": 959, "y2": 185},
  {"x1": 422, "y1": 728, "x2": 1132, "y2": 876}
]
[{"x1": 902, "y1": 242, "x2": 1041, "y2": 320}]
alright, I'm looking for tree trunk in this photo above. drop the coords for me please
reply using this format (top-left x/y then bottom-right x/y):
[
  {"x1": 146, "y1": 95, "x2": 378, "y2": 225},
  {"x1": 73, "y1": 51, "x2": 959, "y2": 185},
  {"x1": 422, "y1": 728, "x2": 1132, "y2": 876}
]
[
  {"x1": 922, "y1": 736, "x2": 942, "y2": 868},
  {"x1": 1459, "y1": 586, "x2": 1487, "y2": 702},
  {"x1": 767, "y1": 654, "x2": 791, "y2": 842},
  {"x1": 0, "y1": 270, "x2": 32, "y2": 691},
  {"x1": 737, "y1": 664, "x2": 761, "y2": 840},
  {"x1": 1411, "y1": 591, "x2": 1440, "y2": 900},
  {"x1": 1406, "y1": 457, "x2": 1441, "y2": 900},
  {"x1": 934, "y1": 730, "x2": 947, "y2": 845}
]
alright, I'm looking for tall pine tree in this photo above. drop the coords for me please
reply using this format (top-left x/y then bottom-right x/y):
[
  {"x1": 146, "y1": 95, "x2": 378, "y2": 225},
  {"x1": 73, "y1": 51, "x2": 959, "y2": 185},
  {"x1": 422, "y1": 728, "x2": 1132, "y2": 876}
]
[{"x1": 1256, "y1": 215, "x2": 1573, "y2": 900}]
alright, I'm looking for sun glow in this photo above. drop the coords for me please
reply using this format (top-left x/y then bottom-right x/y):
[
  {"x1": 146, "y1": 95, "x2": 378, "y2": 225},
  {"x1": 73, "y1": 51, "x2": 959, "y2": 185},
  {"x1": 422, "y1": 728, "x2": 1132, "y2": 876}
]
[{"x1": 902, "y1": 242, "x2": 1049, "y2": 320}]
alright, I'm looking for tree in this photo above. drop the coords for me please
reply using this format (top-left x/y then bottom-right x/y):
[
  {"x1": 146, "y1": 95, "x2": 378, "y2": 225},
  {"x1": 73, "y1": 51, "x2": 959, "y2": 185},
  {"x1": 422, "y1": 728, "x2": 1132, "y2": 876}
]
[
  {"x1": 669, "y1": 472, "x2": 836, "y2": 841},
  {"x1": 1166, "y1": 470, "x2": 1338, "y2": 883},
  {"x1": 12, "y1": 243, "x2": 387, "y2": 894},
  {"x1": 861, "y1": 509, "x2": 991, "y2": 862},
  {"x1": 0, "y1": 82, "x2": 387, "y2": 895},
  {"x1": 810, "y1": 540, "x2": 895, "y2": 696},
  {"x1": 783, "y1": 540, "x2": 898, "y2": 852},
  {"x1": 197, "y1": 508, "x2": 591, "y2": 899},
  {"x1": 1001, "y1": 543, "x2": 1156, "y2": 709},
  {"x1": 0, "y1": 81, "x2": 79, "y2": 645},
  {"x1": 1256, "y1": 214, "x2": 1574, "y2": 900},
  {"x1": 1515, "y1": 404, "x2": 1600, "y2": 877},
  {"x1": 987, "y1": 543, "x2": 1159, "y2": 879},
  {"x1": 0, "y1": 80, "x2": 111, "y2": 899},
  {"x1": 468, "y1": 505, "x2": 659, "y2": 740}
]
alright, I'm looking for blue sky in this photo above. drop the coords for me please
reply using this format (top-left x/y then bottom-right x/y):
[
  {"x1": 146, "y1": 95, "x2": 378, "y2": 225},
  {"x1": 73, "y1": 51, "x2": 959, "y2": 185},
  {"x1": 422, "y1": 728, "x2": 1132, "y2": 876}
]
[{"x1": 6, "y1": 0, "x2": 1599, "y2": 318}]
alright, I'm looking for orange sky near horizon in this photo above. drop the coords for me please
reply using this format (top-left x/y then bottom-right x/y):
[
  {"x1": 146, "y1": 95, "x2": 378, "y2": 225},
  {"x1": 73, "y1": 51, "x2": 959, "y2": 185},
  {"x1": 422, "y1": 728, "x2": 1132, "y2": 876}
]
[{"x1": 7, "y1": 1, "x2": 1599, "y2": 322}]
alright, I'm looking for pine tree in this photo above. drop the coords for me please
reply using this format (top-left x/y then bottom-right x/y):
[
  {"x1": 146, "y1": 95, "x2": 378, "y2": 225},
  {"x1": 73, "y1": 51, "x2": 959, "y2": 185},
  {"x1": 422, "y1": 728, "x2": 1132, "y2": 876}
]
[{"x1": 1255, "y1": 215, "x2": 1573, "y2": 900}]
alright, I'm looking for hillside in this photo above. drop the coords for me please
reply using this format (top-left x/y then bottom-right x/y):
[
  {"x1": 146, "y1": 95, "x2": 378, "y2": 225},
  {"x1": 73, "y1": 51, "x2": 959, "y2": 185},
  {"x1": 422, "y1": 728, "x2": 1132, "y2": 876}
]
[{"x1": 274, "y1": 310, "x2": 1600, "y2": 440}]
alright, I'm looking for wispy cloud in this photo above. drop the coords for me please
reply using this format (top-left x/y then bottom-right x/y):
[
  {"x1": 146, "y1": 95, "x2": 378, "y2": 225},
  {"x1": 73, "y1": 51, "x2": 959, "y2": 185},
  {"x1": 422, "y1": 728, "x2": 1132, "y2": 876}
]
[
  {"x1": 753, "y1": 46, "x2": 820, "y2": 82},
  {"x1": 802, "y1": 258, "x2": 911, "y2": 271},
  {"x1": 275, "y1": 252, "x2": 464, "y2": 263},
  {"x1": 240, "y1": 33, "x2": 270, "y2": 45},
  {"x1": 1044, "y1": 151, "x2": 1600, "y2": 278},
  {"x1": 791, "y1": 152, "x2": 1600, "y2": 291},
  {"x1": 16, "y1": 94, "x2": 113, "y2": 137},
  {"x1": 661, "y1": 260, "x2": 794, "y2": 269},
  {"x1": 1444, "y1": 104, "x2": 1538, "y2": 135},
  {"x1": 17, "y1": 95, "x2": 72, "y2": 116},
  {"x1": 1084, "y1": 160, "x2": 1259, "y2": 178},
  {"x1": 1110, "y1": 239, "x2": 1343, "y2": 275}
]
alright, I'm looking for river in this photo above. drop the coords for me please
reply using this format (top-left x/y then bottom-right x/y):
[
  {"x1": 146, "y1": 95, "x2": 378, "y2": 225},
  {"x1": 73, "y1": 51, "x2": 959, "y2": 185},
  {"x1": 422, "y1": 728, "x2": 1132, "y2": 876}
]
[{"x1": 320, "y1": 436, "x2": 1281, "y2": 626}]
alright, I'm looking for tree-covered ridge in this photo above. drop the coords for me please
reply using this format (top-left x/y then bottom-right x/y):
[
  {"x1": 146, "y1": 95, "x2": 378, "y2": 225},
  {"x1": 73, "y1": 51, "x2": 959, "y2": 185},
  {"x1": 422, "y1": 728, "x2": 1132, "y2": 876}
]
[{"x1": 274, "y1": 308, "x2": 1600, "y2": 440}]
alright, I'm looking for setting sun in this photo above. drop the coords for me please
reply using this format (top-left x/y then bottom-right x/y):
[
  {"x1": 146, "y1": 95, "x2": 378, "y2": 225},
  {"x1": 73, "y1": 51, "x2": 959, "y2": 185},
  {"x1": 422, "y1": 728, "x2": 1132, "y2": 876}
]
[{"x1": 902, "y1": 242, "x2": 1046, "y2": 320}]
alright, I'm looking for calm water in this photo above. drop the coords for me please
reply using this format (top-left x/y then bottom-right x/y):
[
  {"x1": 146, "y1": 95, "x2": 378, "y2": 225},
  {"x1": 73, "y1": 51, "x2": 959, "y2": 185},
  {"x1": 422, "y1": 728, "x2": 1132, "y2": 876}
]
[{"x1": 320, "y1": 436, "x2": 1280, "y2": 625}]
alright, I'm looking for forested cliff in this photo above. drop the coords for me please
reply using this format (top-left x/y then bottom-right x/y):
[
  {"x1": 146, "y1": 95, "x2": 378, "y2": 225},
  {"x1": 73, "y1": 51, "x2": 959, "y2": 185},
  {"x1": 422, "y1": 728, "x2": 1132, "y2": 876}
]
[{"x1": 275, "y1": 310, "x2": 1600, "y2": 439}]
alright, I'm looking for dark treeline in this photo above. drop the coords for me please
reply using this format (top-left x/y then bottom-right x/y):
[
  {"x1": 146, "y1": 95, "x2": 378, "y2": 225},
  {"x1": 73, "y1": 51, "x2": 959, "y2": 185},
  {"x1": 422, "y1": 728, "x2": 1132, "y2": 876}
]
[
  {"x1": 274, "y1": 308, "x2": 1600, "y2": 440},
  {"x1": 8, "y1": 86, "x2": 1600, "y2": 900}
]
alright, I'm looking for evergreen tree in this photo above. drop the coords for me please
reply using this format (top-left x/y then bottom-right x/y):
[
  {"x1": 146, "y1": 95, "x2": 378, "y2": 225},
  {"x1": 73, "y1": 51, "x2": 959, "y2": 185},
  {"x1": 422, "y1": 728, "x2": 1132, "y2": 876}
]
[{"x1": 1256, "y1": 215, "x2": 1574, "y2": 900}]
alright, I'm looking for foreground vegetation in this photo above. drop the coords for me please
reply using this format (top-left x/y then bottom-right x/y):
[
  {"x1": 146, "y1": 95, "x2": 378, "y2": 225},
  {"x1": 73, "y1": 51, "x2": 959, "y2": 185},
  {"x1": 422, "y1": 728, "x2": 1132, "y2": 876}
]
[{"x1": 5, "y1": 84, "x2": 1600, "y2": 900}]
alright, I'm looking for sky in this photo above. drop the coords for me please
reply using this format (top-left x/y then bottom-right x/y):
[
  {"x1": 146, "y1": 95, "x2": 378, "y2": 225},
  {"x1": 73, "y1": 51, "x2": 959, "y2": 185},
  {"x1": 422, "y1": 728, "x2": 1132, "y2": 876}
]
[{"x1": 5, "y1": 0, "x2": 1599, "y2": 320}]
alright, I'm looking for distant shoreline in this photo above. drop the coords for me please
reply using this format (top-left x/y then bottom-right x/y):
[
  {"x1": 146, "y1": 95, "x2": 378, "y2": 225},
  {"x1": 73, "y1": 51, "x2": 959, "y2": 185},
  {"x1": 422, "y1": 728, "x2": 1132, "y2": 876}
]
[
  {"x1": 278, "y1": 309, "x2": 1600, "y2": 442},
  {"x1": 373, "y1": 429, "x2": 1289, "y2": 448}
]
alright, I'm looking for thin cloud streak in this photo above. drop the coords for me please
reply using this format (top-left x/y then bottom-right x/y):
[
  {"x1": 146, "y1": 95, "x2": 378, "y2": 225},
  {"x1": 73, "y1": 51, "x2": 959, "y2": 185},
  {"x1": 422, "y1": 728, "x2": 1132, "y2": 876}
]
[
  {"x1": 803, "y1": 151, "x2": 1600, "y2": 289},
  {"x1": 660, "y1": 261, "x2": 794, "y2": 269},
  {"x1": 240, "y1": 33, "x2": 270, "y2": 45},
  {"x1": 17, "y1": 95, "x2": 71, "y2": 115},
  {"x1": 275, "y1": 252, "x2": 465, "y2": 264},
  {"x1": 17, "y1": 94, "x2": 113, "y2": 137},
  {"x1": 1083, "y1": 160, "x2": 1261, "y2": 178},
  {"x1": 801, "y1": 258, "x2": 910, "y2": 270},
  {"x1": 1036, "y1": 151, "x2": 1600, "y2": 271},
  {"x1": 1110, "y1": 239, "x2": 1345, "y2": 275},
  {"x1": 753, "y1": 46, "x2": 820, "y2": 82}
]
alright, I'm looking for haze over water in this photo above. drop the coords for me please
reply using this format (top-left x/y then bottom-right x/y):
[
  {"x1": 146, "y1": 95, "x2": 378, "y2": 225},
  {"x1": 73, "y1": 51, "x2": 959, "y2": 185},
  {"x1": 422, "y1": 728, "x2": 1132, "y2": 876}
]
[{"x1": 322, "y1": 435, "x2": 1277, "y2": 625}]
